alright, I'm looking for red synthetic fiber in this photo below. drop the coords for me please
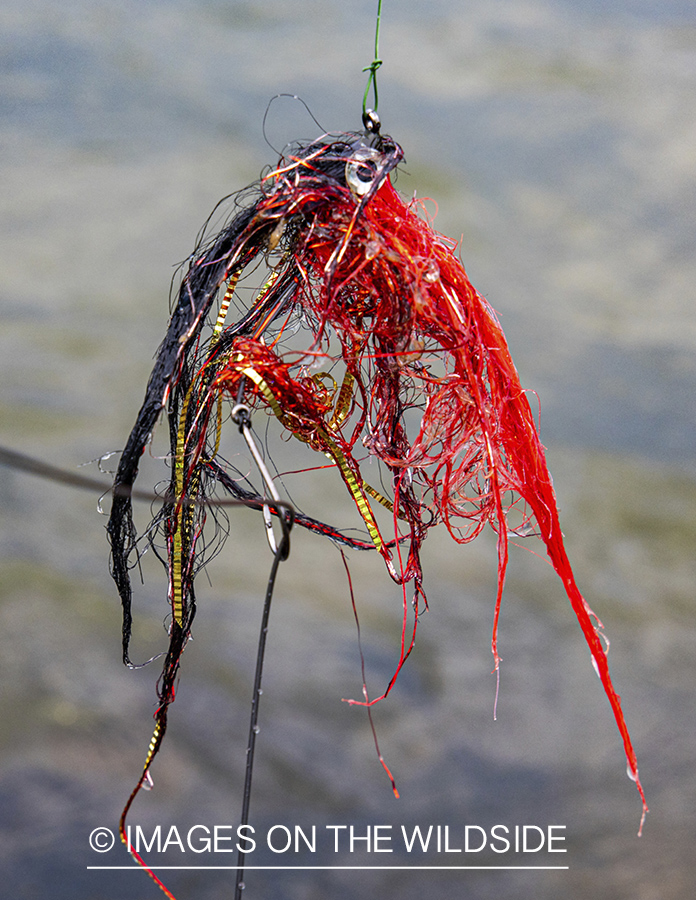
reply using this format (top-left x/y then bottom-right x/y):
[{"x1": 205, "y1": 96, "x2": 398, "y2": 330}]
[{"x1": 227, "y1": 163, "x2": 648, "y2": 825}]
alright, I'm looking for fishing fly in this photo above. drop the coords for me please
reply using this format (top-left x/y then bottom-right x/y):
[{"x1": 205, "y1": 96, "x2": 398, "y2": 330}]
[{"x1": 103, "y1": 111, "x2": 647, "y2": 893}]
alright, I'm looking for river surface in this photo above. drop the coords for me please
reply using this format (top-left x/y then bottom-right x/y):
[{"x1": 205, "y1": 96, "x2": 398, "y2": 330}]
[{"x1": 1, "y1": 1, "x2": 695, "y2": 898}]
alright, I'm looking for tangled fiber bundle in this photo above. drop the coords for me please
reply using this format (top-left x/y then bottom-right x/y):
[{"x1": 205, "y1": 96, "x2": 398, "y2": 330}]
[{"x1": 108, "y1": 128, "x2": 647, "y2": 890}]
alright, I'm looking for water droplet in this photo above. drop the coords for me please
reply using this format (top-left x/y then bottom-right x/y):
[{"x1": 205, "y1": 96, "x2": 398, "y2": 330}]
[
  {"x1": 590, "y1": 655, "x2": 601, "y2": 678},
  {"x1": 365, "y1": 240, "x2": 381, "y2": 260},
  {"x1": 253, "y1": 725, "x2": 260, "y2": 734},
  {"x1": 238, "y1": 881, "x2": 245, "y2": 891},
  {"x1": 423, "y1": 261, "x2": 440, "y2": 283},
  {"x1": 257, "y1": 688, "x2": 263, "y2": 696},
  {"x1": 626, "y1": 764, "x2": 639, "y2": 783}
]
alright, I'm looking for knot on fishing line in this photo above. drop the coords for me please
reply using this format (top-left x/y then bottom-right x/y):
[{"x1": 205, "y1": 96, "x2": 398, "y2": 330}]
[{"x1": 362, "y1": 58, "x2": 382, "y2": 77}]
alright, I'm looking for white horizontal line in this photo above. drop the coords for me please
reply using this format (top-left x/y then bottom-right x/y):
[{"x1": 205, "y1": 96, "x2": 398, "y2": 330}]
[{"x1": 88, "y1": 865, "x2": 569, "y2": 871}]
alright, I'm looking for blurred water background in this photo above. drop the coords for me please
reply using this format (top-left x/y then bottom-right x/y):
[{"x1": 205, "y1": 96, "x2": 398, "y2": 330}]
[{"x1": 1, "y1": 1, "x2": 695, "y2": 898}]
